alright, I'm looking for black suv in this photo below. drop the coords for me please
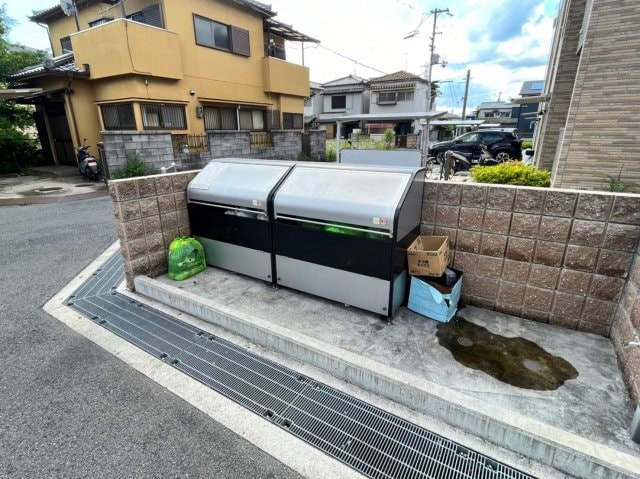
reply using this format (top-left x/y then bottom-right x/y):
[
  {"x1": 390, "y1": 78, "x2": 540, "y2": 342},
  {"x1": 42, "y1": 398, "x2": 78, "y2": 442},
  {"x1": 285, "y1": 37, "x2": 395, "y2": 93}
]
[{"x1": 428, "y1": 130, "x2": 522, "y2": 163}]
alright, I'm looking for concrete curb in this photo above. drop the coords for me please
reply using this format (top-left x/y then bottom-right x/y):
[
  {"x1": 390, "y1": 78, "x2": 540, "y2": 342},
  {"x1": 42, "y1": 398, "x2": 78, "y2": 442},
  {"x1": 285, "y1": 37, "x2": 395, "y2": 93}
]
[
  {"x1": 135, "y1": 275, "x2": 640, "y2": 479},
  {"x1": 0, "y1": 189, "x2": 108, "y2": 206}
]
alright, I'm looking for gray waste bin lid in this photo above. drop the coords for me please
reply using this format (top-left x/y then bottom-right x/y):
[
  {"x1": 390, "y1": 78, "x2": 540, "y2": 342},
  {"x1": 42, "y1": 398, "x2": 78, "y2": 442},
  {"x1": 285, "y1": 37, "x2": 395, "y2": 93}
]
[
  {"x1": 274, "y1": 163, "x2": 419, "y2": 232},
  {"x1": 188, "y1": 158, "x2": 295, "y2": 212}
]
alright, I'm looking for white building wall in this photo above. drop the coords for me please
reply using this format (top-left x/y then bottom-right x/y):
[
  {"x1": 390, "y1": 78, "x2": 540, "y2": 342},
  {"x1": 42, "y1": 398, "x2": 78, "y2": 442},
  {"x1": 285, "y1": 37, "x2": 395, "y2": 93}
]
[
  {"x1": 369, "y1": 83, "x2": 428, "y2": 115},
  {"x1": 322, "y1": 92, "x2": 366, "y2": 116}
]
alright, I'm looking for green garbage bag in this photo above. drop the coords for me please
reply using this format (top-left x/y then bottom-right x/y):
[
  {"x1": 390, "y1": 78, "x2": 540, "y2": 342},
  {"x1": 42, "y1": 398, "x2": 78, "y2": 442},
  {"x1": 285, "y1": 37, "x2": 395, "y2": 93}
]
[{"x1": 168, "y1": 236, "x2": 206, "y2": 281}]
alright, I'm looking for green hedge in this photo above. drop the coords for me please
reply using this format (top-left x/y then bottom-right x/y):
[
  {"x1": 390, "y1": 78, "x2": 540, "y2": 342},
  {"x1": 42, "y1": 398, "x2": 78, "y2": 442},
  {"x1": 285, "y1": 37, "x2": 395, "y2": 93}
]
[
  {"x1": 470, "y1": 161, "x2": 551, "y2": 187},
  {"x1": 521, "y1": 140, "x2": 533, "y2": 150}
]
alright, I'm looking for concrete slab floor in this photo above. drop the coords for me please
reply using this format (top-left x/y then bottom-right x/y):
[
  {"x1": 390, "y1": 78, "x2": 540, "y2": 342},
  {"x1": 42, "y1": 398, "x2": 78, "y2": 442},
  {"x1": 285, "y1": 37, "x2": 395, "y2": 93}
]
[{"x1": 155, "y1": 266, "x2": 640, "y2": 459}]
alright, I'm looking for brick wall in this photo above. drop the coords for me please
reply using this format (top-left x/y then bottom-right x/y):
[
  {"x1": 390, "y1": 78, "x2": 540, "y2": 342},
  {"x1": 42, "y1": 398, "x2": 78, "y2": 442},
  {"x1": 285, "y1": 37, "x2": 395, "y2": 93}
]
[
  {"x1": 109, "y1": 171, "x2": 198, "y2": 289},
  {"x1": 612, "y1": 253, "x2": 640, "y2": 403},
  {"x1": 422, "y1": 181, "x2": 640, "y2": 336}
]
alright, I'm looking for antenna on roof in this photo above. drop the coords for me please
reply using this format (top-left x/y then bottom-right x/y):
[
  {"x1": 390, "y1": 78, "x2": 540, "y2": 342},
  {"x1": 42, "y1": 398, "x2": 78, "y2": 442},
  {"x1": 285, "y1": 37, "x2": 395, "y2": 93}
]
[
  {"x1": 59, "y1": 0, "x2": 80, "y2": 32},
  {"x1": 59, "y1": 0, "x2": 75, "y2": 16}
]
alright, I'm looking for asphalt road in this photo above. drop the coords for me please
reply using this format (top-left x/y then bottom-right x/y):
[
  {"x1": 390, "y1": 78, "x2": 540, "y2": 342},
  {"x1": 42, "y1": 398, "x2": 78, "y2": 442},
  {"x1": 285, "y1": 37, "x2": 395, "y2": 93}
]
[{"x1": 0, "y1": 197, "x2": 303, "y2": 478}]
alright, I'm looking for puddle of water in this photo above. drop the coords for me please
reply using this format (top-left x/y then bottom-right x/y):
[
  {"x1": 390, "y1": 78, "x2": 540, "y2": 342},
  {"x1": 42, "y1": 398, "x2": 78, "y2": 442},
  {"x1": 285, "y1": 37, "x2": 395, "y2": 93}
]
[{"x1": 436, "y1": 317, "x2": 578, "y2": 390}]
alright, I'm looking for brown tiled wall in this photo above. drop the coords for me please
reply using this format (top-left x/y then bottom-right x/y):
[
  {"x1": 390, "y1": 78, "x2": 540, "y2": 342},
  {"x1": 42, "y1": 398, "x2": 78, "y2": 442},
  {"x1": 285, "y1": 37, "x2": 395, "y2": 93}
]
[
  {"x1": 612, "y1": 253, "x2": 640, "y2": 404},
  {"x1": 536, "y1": 0, "x2": 586, "y2": 171},
  {"x1": 543, "y1": 0, "x2": 640, "y2": 190},
  {"x1": 422, "y1": 181, "x2": 640, "y2": 338},
  {"x1": 109, "y1": 171, "x2": 199, "y2": 289},
  {"x1": 423, "y1": 181, "x2": 640, "y2": 401}
]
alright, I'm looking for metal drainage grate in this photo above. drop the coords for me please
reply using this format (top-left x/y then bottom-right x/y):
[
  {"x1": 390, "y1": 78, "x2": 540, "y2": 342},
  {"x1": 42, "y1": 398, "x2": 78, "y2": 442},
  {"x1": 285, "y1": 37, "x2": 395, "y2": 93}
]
[{"x1": 66, "y1": 252, "x2": 535, "y2": 479}]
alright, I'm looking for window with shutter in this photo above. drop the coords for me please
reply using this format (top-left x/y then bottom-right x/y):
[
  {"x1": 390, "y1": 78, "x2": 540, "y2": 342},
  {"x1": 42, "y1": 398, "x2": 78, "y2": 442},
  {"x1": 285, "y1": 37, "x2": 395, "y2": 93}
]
[
  {"x1": 127, "y1": 4, "x2": 164, "y2": 28},
  {"x1": 194, "y1": 15, "x2": 250, "y2": 56},
  {"x1": 141, "y1": 4, "x2": 164, "y2": 28},
  {"x1": 231, "y1": 26, "x2": 250, "y2": 56}
]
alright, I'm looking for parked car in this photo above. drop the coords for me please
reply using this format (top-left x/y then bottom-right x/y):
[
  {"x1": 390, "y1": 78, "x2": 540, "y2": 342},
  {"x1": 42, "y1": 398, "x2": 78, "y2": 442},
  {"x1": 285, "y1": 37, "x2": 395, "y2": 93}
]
[{"x1": 428, "y1": 130, "x2": 522, "y2": 164}]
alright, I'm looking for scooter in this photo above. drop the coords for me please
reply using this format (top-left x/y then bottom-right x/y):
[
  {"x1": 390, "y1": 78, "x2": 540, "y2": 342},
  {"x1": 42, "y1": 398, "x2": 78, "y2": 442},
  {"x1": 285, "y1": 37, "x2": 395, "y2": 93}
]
[
  {"x1": 441, "y1": 143, "x2": 502, "y2": 180},
  {"x1": 76, "y1": 139, "x2": 101, "y2": 181}
]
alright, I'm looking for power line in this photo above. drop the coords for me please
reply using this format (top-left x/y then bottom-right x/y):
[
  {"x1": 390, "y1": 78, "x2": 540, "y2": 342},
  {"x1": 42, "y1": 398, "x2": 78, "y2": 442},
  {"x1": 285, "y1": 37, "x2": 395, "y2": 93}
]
[{"x1": 316, "y1": 44, "x2": 388, "y2": 76}]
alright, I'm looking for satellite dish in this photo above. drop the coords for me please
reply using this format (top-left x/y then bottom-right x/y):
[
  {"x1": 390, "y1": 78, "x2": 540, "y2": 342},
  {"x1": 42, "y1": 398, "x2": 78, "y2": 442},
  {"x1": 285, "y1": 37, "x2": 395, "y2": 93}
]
[{"x1": 59, "y1": 0, "x2": 76, "y2": 16}]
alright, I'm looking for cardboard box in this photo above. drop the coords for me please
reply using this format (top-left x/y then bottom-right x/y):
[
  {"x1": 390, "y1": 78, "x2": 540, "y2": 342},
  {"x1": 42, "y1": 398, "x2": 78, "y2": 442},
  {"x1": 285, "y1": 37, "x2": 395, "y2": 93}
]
[
  {"x1": 407, "y1": 269, "x2": 462, "y2": 322},
  {"x1": 406, "y1": 236, "x2": 450, "y2": 277}
]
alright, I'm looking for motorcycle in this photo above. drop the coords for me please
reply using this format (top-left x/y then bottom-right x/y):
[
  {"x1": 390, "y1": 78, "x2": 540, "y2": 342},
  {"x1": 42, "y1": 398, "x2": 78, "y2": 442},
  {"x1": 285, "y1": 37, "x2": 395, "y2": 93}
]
[
  {"x1": 441, "y1": 143, "x2": 503, "y2": 180},
  {"x1": 76, "y1": 139, "x2": 101, "y2": 181}
]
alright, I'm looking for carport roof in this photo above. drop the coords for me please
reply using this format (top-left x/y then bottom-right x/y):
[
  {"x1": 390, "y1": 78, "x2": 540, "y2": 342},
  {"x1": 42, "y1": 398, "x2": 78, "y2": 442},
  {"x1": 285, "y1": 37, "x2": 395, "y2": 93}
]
[
  {"x1": 328, "y1": 111, "x2": 447, "y2": 122},
  {"x1": 0, "y1": 88, "x2": 43, "y2": 100}
]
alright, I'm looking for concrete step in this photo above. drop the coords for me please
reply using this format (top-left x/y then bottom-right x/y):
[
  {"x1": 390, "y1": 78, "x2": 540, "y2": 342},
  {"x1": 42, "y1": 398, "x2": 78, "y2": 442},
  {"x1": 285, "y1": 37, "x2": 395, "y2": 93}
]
[{"x1": 135, "y1": 274, "x2": 640, "y2": 479}]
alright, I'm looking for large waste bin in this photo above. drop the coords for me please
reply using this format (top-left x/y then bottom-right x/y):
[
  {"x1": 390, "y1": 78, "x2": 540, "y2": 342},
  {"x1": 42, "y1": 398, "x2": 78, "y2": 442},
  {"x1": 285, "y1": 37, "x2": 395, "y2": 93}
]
[
  {"x1": 272, "y1": 163, "x2": 425, "y2": 317},
  {"x1": 187, "y1": 158, "x2": 295, "y2": 284}
]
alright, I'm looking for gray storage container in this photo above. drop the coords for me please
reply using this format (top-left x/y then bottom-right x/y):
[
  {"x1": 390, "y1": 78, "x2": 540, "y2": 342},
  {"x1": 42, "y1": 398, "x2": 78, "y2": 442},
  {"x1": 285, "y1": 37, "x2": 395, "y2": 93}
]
[{"x1": 272, "y1": 163, "x2": 425, "y2": 317}]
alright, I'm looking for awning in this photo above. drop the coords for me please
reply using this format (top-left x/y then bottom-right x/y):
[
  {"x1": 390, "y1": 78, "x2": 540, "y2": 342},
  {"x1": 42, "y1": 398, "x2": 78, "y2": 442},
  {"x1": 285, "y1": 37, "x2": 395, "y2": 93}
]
[
  {"x1": 0, "y1": 88, "x2": 43, "y2": 100},
  {"x1": 431, "y1": 120, "x2": 485, "y2": 126},
  {"x1": 264, "y1": 18, "x2": 320, "y2": 43}
]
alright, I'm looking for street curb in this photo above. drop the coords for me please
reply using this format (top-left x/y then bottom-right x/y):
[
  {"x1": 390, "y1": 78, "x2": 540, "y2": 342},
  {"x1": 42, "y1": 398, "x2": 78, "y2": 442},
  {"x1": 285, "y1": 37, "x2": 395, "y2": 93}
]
[{"x1": 0, "y1": 189, "x2": 108, "y2": 206}]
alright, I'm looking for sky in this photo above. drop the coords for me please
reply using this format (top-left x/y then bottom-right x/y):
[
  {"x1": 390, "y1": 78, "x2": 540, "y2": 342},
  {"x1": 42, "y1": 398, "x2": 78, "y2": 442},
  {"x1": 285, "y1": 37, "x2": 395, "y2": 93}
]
[{"x1": 6, "y1": 0, "x2": 561, "y2": 115}]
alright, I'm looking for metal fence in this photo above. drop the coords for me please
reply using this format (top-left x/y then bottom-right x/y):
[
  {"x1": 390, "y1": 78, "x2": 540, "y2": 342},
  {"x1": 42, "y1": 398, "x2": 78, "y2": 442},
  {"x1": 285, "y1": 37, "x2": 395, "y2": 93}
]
[
  {"x1": 250, "y1": 131, "x2": 273, "y2": 148},
  {"x1": 171, "y1": 133, "x2": 209, "y2": 154}
]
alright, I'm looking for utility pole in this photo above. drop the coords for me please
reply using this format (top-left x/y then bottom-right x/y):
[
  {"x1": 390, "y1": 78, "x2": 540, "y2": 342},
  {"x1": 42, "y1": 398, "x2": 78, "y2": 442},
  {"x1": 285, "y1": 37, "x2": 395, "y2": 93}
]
[
  {"x1": 461, "y1": 69, "x2": 470, "y2": 120},
  {"x1": 423, "y1": 8, "x2": 451, "y2": 161},
  {"x1": 458, "y1": 69, "x2": 471, "y2": 136}
]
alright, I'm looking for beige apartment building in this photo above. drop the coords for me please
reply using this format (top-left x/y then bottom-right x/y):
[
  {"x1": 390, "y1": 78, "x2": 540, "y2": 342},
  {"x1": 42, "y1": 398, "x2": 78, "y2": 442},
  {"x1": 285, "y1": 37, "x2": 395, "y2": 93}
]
[{"x1": 535, "y1": 0, "x2": 640, "y2": 191}]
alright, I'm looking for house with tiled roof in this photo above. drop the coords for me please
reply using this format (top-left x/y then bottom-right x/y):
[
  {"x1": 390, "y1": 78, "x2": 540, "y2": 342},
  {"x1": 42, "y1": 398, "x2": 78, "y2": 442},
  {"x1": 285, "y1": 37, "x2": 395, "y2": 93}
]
[
  {"x1": 10, "y1": 0, "x2": 317, "y2": 168},
  {"x1": 366, "y1": 70, "x2": 437, "y2": 141},
  {"x1": 316, "y1": 75, "x2": 369, "y2": 138}
]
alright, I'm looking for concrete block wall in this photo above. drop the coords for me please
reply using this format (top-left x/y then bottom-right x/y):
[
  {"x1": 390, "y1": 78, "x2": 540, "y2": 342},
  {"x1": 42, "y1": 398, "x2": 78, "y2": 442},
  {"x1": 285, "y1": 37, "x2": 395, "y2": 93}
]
[
  {"x1": 101, "y1": 131, "x2": 175, "y2": 173},
  {"x1": 109, "y1": 171, "x2": 198, "y2": 289},
  {"x1": 209, "y1": 131, "x2": 252, "y2": 158},
  {"x1": 612, "y1": 252, "x2": 640, "y2": 403},
  {"x1": 209, "y1": 130, "x2": 325, "y2": 161},
  {"x1": 308, "y1": 130, "x2": 326, "y2": 158}
]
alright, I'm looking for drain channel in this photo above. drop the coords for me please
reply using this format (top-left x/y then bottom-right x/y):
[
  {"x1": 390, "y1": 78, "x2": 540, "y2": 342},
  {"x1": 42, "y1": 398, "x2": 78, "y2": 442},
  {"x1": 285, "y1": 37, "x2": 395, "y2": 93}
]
[{"x1": 66, "y1": 252, "x2": 535, "y2": 479}]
